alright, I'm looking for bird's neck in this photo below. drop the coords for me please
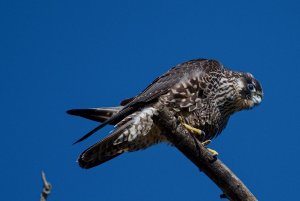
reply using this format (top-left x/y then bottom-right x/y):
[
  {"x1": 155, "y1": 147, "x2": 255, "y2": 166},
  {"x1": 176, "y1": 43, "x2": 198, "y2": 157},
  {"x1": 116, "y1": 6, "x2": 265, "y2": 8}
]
[{"x1": 215, "y1": 71, "x2": 243, "y2": 116}]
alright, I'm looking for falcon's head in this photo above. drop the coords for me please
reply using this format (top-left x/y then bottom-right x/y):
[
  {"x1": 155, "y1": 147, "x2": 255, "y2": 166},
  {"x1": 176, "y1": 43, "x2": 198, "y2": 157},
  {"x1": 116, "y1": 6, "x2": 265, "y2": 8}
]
[{"x1": 234, "y1": 72, "x2": 263, "y2": 110}]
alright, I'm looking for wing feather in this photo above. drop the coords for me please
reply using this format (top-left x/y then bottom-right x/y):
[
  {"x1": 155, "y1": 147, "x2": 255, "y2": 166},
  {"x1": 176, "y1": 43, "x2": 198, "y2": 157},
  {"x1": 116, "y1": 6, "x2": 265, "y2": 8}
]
[{"x1": 73, "y1": 59, "x2": 223, "y2": 143}]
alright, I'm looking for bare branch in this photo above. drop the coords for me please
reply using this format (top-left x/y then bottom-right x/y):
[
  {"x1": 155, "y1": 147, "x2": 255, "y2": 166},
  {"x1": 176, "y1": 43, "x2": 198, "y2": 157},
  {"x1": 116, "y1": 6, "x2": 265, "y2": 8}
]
[
  {"x1": 154, "y1": 107, "x2": 257, "y2": 201},
  {"x1": 40, "y1": 171, "x2": 52, "y2": 201}
]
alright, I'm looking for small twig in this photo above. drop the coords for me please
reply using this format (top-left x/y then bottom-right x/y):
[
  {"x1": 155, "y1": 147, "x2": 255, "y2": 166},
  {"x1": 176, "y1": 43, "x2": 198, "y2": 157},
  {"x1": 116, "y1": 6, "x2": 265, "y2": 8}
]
[
  {"x1": 40, "y1": 171, "x2": 52, "y2": 201},
  {"x1": 154, "y1": 107, "x2": 257, "y2": 201}
]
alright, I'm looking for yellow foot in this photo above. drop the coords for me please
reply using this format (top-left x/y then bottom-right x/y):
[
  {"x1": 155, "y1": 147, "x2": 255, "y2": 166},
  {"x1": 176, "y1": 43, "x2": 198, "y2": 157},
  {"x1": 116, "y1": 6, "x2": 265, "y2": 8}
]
[
  {"x1": 178, "y1": 116, "x2": 205, "y2": 137},
  {"x1": 207, "y1": 148, "x2": 219, "y2": 157},
  {"x1": 202, "y1": 140, "x2": 211, "y2": 146},
  {"x1": 202, "y1": 140, "x2": 218, "y2": 157},
  {"x1": 178, "y1": 117, "x2": 217, "y2": 157}
]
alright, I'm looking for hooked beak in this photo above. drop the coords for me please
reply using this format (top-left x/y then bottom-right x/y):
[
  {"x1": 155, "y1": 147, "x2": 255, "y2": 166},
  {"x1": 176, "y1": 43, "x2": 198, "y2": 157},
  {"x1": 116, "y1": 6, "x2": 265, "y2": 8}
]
[{"x1": 252, "y1": 91, "x2": 263, "y2": 105}]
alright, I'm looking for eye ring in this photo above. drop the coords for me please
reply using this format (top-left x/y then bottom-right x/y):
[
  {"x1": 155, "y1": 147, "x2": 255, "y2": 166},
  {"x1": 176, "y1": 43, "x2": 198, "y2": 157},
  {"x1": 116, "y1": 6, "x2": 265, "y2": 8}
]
[{"x1": 247, "y1": 83, "x2": 255, "y2": 92}]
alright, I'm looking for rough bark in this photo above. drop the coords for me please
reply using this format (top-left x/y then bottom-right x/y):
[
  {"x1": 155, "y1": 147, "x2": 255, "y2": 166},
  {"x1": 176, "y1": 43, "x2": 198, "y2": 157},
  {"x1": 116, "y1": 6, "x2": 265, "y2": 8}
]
[{"x1": 154, "y1": 107, "x2": 257, "y2": 201}]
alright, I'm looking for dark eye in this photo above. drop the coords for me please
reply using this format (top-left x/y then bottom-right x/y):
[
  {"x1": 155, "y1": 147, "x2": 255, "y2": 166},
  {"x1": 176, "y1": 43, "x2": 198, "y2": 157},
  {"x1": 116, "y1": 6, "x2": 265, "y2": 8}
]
[{"x1": 247, "y1": 83, "x2": 255, "y2": 91}]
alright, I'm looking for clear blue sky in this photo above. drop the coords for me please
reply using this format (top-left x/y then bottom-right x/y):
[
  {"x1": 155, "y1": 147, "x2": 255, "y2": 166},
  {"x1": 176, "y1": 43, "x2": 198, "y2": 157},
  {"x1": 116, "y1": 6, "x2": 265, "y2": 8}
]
[{"x1": 1, "y1": 0, "x2": 299, "y2": 200}]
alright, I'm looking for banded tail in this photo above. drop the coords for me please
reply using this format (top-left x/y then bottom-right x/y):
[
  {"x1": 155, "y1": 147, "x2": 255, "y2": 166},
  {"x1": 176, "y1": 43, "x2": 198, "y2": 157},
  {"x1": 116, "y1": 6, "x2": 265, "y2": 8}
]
[{"x1": 76, "y1": 107, "x2": 161, "y2": 168}]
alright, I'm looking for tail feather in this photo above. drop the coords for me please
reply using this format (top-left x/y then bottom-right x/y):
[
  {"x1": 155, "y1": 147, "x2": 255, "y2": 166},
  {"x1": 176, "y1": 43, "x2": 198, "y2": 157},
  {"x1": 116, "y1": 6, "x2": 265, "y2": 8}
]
[
  {"x1": 78, "y1": 115, "x2": 136, "y2": 168},
  {"x1": 78, "y1": 132, "x2": 123, "y2": 168},
  {"x1": 68, "y1": 106, "x2": 138, "y2": 144},
  {"x1": 78, "y1": 107, "x2": 160, "y2": 168},
  {"x1": 67, "y1": 107, "x2": 123, "y2": 123}
]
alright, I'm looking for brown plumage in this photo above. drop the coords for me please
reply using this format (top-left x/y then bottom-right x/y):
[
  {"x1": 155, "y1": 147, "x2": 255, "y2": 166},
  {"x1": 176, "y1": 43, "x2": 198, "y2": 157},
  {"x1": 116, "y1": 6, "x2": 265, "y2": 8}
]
[{"x1": 67, "y1": 59, "x2": 263, "y2": 169}]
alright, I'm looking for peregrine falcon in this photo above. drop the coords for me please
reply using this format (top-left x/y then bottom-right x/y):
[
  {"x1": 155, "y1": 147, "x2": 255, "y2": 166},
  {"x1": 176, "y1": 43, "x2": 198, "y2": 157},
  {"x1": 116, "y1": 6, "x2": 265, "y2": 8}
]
[{"x1": 67, "y1": 59, "x2": 263, "y2": 169}]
